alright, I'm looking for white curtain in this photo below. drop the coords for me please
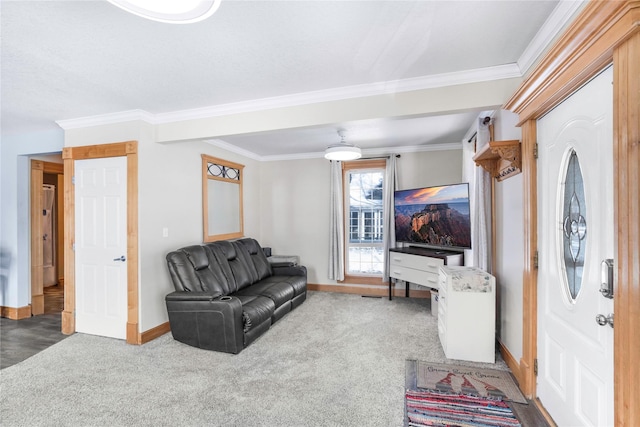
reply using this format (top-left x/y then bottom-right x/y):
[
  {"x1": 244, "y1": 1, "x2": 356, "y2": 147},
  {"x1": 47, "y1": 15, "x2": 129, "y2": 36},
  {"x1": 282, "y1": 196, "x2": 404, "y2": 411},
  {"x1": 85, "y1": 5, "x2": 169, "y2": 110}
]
[
  {"x1": 382, "y1": 155, "x2": 398, "y2": 281},
  {"x1": 468, "y1": 118, "x2": 492, "y2": 271},
  {"x1": 328, "y1": 160, "x2": 344, "y2": 281}
]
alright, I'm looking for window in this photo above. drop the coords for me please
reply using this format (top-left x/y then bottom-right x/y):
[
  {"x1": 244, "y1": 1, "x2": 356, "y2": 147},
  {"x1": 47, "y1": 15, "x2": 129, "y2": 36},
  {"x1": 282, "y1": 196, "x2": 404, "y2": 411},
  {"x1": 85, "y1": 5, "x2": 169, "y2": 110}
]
[{"x1": 343, "y1": 160, "x2": 386, "y2": 277}]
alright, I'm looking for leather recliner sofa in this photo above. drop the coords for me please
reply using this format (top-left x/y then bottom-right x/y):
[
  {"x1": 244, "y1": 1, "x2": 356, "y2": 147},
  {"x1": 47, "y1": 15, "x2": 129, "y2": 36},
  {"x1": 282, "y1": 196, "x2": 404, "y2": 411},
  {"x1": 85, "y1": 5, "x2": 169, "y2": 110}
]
[{"x1": 165, "y1": 238, "x2": 307, "y2": 354}]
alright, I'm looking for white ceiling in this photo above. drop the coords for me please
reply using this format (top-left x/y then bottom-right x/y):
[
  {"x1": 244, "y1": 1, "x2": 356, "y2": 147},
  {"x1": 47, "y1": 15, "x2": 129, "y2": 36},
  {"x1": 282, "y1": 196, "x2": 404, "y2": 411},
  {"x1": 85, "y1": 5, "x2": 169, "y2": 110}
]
[{"x1": 1, "y1": 0, "x2": 582, "y2": 159}]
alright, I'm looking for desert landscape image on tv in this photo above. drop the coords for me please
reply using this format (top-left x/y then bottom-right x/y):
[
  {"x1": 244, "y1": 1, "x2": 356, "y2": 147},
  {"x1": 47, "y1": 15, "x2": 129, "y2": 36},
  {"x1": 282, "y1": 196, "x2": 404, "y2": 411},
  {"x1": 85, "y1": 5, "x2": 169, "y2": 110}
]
[{"x1": 394, "y1": 183, "x2": 472, "y2": 249}]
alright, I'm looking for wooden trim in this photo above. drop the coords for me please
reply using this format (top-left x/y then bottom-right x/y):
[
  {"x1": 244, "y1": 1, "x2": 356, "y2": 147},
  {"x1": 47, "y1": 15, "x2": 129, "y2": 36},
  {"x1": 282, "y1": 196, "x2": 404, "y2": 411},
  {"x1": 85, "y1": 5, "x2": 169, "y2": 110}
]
[
  {"x1": 43, "y1": 162, "x2": 64, "y2": 174},
  {"x1": 0, "y1": 305, "x2": 32, "y2": 320},
  {"x1": 67, "y1": 141, "x2": 137, "y2": 160},
  {"x1": 498, "y1": 340, "x2": 523, "y2": 392},
  {"x1": 613, "y1": 30, "x2": 640, "y2": 427},
  {"x1": 61, "y1": 152, "x2": 75, "y2": 334},
  {"x1": 140, "y1": 322, "x2": 171, "y2": 344},
  {"x1": 126, "y1": 145, "x2": 139, "y2": 345},
  {"x1": 202, "y1": 154, "x2": 245, "y2": 243},
  {"x1": 340, "y1": 275, "x2": 387, "y2": 286},
  {"x1": 30, "y1": 160, "x2": 44, "y2": 315},
  {"x1": 308, "y1": 283, "x2": 431, "y2": 299},
  {"x1": 505, "y1": 1, "x2": 640, "y2": 121},
  {"x1": 56, "y1": 173, "x2": 65, "y2": 287},
  {"x1": 519, "y1": 120, "x2": 538, "y2": 399},
  {"x1": 504, "y1": 2, "x2": 640, "y2": 423},
  {"x1": 62, "y1": 142, "x2": 140, "y2": 344}
]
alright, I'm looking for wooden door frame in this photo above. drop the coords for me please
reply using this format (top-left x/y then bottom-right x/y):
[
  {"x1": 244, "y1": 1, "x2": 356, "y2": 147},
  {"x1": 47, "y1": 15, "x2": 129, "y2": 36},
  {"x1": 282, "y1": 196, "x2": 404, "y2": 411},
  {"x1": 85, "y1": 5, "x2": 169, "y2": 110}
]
[
  {"x1": 504, "y1": 1, "x2": 640, "y2": 425},
  {"x1": 30, "y1": 160, "x2": 64, "y2": 316},
  {"x1": 61, "y1": 141, "x2": 140, "y2": 345}
]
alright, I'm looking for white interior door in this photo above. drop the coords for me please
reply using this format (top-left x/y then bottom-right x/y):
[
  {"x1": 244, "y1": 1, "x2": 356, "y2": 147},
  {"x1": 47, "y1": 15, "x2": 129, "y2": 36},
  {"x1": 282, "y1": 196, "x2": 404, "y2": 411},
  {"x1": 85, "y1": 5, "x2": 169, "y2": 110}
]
[
  {"x1": 537, "y1": 66, "x2": 614, "y2": 426},
  {"x1": 75, "y1": 157, "x2": 128, "y2": 340}
]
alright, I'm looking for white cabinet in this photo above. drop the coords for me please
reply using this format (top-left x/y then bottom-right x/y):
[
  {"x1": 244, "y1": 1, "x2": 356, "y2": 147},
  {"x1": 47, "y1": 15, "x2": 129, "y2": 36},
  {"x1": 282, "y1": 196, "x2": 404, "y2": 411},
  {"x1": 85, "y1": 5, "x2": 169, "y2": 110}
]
[
  {"x1": 438, "y1": 266, "x2": 496, "y2": 363},
  {"x1": 388, "y1": 247, "x2": 463, "y2": 300}
]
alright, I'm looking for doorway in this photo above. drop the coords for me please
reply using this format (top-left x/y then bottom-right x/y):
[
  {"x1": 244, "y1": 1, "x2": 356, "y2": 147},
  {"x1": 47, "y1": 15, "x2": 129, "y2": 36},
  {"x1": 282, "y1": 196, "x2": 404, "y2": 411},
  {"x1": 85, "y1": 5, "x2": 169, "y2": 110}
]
[
  {"x1": 536, "y1": 66, "x2": 614, "y2": 426},
  {"x1": 30, "y1": 159, "x2": 64, "y2": 316},
  {"x1": 61, "y1": 141, "x2": 140, "y2": 345}
]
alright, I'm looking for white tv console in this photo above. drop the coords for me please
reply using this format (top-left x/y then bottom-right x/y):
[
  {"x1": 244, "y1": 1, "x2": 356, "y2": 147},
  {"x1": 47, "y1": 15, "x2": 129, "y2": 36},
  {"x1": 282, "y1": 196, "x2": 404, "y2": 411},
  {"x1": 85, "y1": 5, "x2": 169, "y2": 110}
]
[{"x1": 388, "y1": 247, "x2": 463, "y2": 300}]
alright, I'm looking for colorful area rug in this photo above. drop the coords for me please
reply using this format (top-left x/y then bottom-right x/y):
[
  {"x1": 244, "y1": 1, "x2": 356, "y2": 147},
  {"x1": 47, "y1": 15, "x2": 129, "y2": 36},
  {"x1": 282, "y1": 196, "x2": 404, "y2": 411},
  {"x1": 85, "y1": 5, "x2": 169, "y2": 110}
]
[
  {"x1": 413, "y1": 360, "x2": 527, "y2": 404},
  {"x1": 405, "y1": 389, "x2": 521, "y2": 427}
]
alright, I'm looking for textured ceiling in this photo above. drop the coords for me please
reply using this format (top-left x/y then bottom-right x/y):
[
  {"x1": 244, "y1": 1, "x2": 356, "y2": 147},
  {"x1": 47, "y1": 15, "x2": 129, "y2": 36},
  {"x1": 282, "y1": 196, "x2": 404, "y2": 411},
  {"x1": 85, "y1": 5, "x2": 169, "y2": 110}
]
[{"x1": 1, "y1": 0, "x2": 574, "y2": 157}]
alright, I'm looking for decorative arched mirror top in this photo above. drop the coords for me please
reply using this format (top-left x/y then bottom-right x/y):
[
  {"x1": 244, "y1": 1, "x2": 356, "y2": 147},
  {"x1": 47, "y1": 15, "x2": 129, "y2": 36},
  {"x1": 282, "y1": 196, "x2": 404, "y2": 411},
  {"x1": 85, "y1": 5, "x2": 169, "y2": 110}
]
[{"x1": 202, "y1": 154, "x2": 244, "y2": 242}]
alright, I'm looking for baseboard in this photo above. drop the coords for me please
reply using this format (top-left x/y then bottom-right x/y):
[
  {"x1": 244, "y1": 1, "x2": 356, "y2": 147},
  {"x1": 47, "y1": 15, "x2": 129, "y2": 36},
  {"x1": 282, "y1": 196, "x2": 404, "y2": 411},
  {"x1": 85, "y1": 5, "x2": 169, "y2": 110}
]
[
  {"x1": 498, "y1": 340, "x2": 524, "y2": 391},
  {"x1": 308, "y1": 283, "x2": 430, "y2": 299},
  {"x1": 140, "y1": 321, "x2": 171, "y2": 344},
  {"x1": 0, "y1": 305, "x2": 32, "y2": 320}
]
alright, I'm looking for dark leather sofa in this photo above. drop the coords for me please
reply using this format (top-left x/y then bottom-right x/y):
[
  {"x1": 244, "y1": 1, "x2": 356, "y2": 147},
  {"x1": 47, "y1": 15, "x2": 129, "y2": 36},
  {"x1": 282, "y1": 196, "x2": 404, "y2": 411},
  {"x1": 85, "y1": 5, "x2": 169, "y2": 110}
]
[{"x1": 165, "y1": 238, "x2": 307, "y2": 354}]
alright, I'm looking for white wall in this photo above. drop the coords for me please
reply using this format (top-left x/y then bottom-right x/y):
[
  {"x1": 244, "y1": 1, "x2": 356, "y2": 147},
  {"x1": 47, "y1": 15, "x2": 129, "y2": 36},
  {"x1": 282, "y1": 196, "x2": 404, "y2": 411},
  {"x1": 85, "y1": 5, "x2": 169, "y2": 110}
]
[
  {"x1": 0, "y1": 130, "x2": 64, "y2": 308},
  {"x1": 492, "y1": 109, "x2": 524, "y2": 362},
  {"x1": 259, "y1": 149, "x2": 463, "y2": 286},
  {"x1": 64, "y1": 121, "x2": 261, "y2": 331}
]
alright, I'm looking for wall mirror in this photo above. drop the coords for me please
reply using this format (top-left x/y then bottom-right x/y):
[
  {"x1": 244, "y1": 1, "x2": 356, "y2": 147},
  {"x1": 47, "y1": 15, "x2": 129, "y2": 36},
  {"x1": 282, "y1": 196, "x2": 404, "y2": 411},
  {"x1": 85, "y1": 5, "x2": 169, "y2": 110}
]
[{"x1": 202, "y1": 154, "x2": 244, "y2": 242}]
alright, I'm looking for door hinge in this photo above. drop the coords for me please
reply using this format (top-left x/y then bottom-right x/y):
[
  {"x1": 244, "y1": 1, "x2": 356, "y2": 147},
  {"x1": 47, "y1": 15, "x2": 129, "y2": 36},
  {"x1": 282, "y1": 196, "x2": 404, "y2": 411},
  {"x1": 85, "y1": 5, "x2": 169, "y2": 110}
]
[
  {"x1": 533, "y1": 250, "x2": 539, "y2": 269},
  {"x1": 533, "y1": 142, "x2": 539, "y2": 160},
  {"x1": 72, "y1": 175, "x2": 75, "y2": 185},
  {"x1": 534, "y1": 358, "x2": 538, "y2": 376},
  {"x1": 72, "y1": 243, "x2": 75, "y2": 252}
]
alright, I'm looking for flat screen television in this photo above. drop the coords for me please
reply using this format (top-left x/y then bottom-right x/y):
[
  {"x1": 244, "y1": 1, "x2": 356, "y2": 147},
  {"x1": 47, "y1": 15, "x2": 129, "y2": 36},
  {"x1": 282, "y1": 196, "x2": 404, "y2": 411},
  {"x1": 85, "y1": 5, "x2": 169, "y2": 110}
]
[{"x1": 394, "y1": 183, "x2": 471, "y2": 250}]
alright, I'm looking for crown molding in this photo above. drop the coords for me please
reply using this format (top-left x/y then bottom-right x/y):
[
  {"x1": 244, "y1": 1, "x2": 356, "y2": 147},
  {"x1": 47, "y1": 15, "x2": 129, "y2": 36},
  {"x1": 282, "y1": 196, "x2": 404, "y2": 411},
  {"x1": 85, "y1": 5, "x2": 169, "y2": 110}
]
[
  {"x1": 154, "y1": 64, "x2": 521, "y2": 124},
  {"x1": 54, "y1": 64, "x2": 523, "y2": 131},
  {"x1": 55, "y1": 109, "x2": 157, "y2": 130},
  {"x1": 517, "y1": 0, "x2": 587, "y2": 76},
  {"x1": 204, "y1": 139, "x2": 263, "y2": 161}
]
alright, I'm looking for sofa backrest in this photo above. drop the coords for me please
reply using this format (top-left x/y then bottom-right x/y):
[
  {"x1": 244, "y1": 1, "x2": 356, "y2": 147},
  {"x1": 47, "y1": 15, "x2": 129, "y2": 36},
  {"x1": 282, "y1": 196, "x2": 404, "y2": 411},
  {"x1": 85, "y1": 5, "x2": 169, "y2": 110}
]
[
  {"x1": 206, "y1": 241, "x2": 254, "y2": 292},
  {"x1": 237, "y1": 238, "x2": 273, "y2": 281},
  {"x1": 166, "y1": 245, "x2": 230, "y2": 296}
]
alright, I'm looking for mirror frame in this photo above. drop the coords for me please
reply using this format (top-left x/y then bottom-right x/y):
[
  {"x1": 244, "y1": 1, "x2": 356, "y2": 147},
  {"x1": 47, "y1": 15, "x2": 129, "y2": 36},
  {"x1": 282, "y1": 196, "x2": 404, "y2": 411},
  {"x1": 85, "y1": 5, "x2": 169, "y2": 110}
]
[{"x1": 202, "y1": 154, "x2": 244, "y2": 242}]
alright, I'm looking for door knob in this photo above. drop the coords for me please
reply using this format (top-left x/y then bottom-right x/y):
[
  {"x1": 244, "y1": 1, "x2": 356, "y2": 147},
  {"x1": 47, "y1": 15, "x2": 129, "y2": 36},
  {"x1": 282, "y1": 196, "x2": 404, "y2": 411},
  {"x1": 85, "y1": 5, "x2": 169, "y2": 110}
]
[
  {"x1": 595, "y1": 313, "x2": 614, "y2": 328},
  {"x1": 113, "y1": 255, "x2": 126, "y2": 262}
]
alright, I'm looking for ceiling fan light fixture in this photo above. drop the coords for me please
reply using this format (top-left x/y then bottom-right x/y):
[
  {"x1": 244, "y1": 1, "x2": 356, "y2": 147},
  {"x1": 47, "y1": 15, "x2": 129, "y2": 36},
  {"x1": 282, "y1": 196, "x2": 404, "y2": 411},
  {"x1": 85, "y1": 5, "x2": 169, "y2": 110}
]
[
  {"x1": 107, "y1": 0, "x2": 222, "y2": 24},
  {"x1": 324, "y1": 131, "x2": 362, "y2": 161},
  {"x1": 324, "y1": 144, "x2": 362, "y2": 161}
]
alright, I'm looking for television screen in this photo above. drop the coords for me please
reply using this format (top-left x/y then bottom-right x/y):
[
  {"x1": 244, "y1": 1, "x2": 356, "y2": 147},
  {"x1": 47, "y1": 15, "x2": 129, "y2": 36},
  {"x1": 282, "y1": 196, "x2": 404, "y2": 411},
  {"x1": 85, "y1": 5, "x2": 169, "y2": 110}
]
[{"x1": 394, "y1": 183, "x2": 471, "y2": 249}]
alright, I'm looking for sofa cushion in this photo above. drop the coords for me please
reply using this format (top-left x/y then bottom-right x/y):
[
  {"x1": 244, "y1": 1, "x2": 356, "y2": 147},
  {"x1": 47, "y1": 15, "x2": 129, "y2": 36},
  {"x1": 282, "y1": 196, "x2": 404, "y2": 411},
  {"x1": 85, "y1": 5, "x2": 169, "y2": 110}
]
[
  {"x1": 207, "y1": 241, "x2": 254, "y2": 292},
  {"x1": 237, "y1": 238, "x2": 272, "y2": 281},
  {"x1": 235, "y1": 295, "x2": 275, "y2": 333},
  {"x1": 258, "y1": 275, "x2": 307, "y2": 298},
  {"x1": 235, "y1": 281, "x2": 295, "y2": 309},
  {"x1": 166, "y1": 246, "x2": 229, "y2": 295}
]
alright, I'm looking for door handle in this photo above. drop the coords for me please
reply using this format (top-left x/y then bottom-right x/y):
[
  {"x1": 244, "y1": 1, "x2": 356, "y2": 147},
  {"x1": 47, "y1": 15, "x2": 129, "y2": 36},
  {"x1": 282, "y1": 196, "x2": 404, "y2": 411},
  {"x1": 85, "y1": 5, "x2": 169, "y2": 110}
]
[
  {"x1": 113, "y1": 255, "x2": 126, "y2": 262},
  {"x1": 595, "y1": 313, "x2": 614, "y2": 328}
]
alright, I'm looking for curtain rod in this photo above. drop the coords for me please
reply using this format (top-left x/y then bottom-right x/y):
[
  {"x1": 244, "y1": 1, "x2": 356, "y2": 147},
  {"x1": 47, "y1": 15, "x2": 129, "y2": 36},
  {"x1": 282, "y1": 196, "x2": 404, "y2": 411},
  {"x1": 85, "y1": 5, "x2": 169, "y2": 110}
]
[{"x1": 361, "y1": 154, "x2": 401, "y2": 160}]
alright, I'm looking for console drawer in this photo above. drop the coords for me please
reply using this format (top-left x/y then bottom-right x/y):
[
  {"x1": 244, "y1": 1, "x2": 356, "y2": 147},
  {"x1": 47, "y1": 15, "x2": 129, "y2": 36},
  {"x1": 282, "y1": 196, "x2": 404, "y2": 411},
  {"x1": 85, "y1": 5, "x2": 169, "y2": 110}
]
[
  {"x1": 390, "y1": 252, "x2": 444, "y2": 272},
  {"x1": 389, "y1": 265, "x2": 439, "y2": 288}
]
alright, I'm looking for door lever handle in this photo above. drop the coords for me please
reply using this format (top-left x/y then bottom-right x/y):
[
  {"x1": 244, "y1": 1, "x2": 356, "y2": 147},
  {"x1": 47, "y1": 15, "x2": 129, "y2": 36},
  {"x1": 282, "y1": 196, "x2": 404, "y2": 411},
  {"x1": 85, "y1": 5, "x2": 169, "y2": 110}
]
[
  {"x1": 595, "y1": 313, "x2": 614, "y2": 328},
  {"x1": 113, "y1": 255, "x2": 126, "y2": 262}
]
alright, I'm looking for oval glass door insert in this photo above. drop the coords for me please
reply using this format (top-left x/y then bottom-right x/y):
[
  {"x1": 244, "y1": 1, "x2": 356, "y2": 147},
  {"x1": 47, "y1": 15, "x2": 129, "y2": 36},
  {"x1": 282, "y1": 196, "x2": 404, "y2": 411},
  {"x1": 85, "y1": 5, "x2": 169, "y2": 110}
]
[{"x1": 562, "y1": 149, "x2": 587, "y2": 301}]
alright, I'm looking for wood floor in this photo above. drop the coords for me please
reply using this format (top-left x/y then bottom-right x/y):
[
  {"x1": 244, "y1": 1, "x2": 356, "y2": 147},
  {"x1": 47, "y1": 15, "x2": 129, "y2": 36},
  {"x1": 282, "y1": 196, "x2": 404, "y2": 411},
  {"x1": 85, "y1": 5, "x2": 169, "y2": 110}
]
[{"x1": 0, "y1": 285, "x2": 67, "y2": 369}]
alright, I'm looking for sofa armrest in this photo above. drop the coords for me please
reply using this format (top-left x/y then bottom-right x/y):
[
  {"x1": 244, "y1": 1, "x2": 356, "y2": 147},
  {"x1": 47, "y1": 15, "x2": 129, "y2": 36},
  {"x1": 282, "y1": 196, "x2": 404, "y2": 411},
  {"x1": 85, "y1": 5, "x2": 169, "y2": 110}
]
[
  {"x1": 272, "y1": 264, "x2": 307, "y2": 277},
  {"x1": 165, "y1": 292, "x2": 244, "y2": 354}
]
